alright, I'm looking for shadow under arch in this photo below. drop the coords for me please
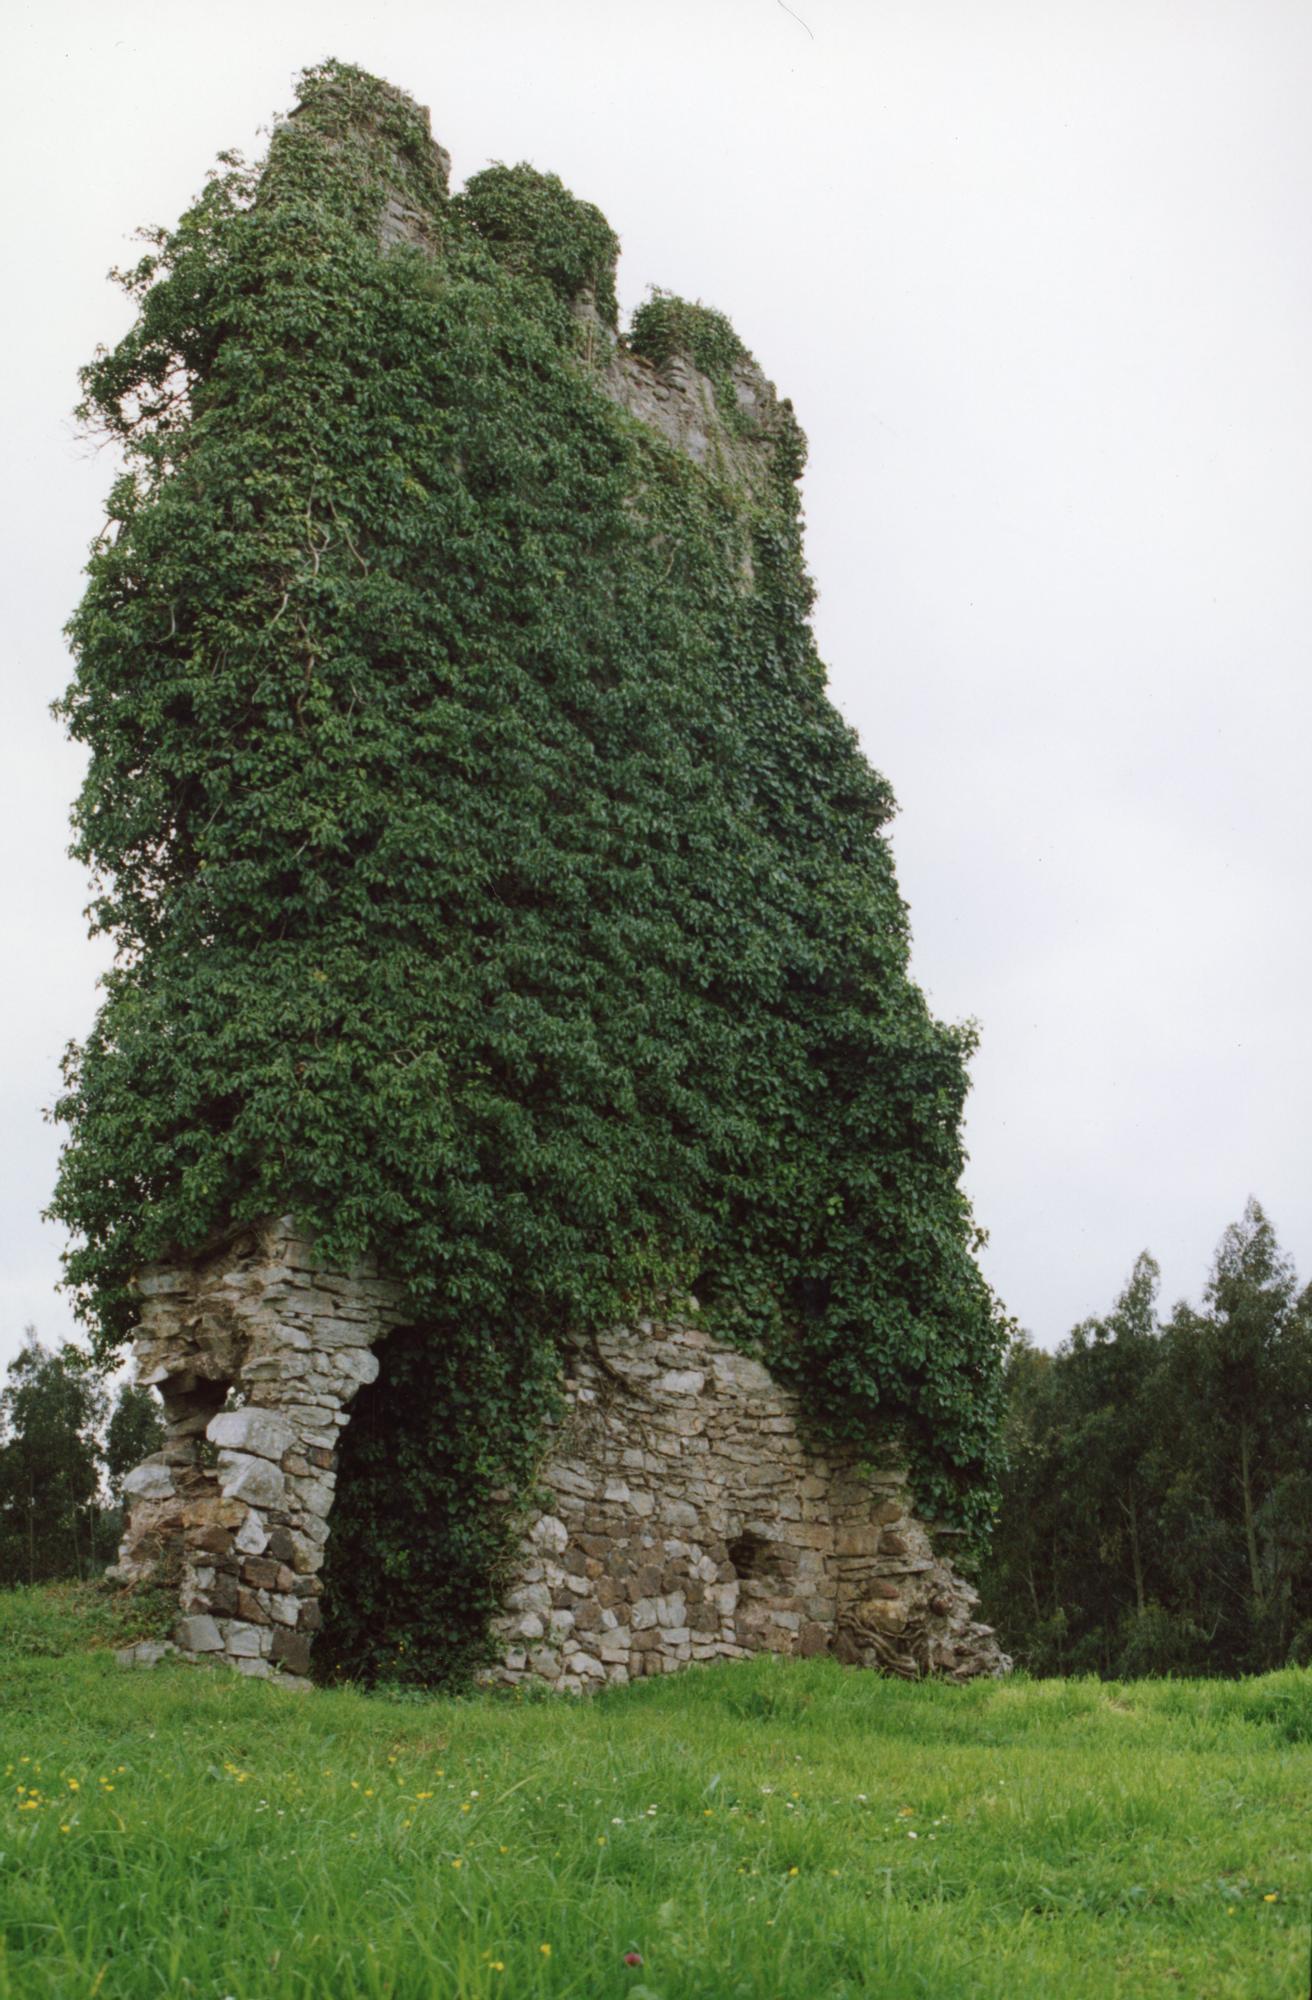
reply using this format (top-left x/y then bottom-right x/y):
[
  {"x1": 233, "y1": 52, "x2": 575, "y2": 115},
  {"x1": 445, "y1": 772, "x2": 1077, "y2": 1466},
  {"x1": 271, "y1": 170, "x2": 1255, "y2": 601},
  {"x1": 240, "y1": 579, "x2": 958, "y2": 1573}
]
[{"x1": 313, "y1": 1317, "x2": 549, "y2": 1688}]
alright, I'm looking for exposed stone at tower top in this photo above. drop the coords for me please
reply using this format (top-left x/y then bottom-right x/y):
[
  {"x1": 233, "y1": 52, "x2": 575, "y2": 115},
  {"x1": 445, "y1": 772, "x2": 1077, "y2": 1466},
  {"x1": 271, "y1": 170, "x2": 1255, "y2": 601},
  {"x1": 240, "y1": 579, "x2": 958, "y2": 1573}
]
[{"x1": 272, "y1": 63, "x2": 799, "y2": 505}]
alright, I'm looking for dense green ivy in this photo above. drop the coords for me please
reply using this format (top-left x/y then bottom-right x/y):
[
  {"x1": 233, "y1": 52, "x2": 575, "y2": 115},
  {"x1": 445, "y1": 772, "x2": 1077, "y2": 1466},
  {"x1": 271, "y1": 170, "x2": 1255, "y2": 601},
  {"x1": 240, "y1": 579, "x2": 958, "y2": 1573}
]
[
  {"x1": 630, "y1": 292, "x2": 756, "y2": 433},
  {"x1": 314, "y1": 1318, "x2": 559, "y2": 1687},
  {"x1": 454, "y1": 162, "x2": 620, "y2": 331},
  {"x1": 53, "y1": 60, "x2": 1005, "y2": 1676}
]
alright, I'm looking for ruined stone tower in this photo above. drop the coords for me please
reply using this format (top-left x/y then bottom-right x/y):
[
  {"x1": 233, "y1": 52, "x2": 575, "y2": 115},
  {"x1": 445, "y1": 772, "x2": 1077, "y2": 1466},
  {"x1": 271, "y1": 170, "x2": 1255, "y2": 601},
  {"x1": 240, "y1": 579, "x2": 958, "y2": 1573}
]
[{"x1": 72, "y1": 64, "x2": 1007, "y2": 1689}]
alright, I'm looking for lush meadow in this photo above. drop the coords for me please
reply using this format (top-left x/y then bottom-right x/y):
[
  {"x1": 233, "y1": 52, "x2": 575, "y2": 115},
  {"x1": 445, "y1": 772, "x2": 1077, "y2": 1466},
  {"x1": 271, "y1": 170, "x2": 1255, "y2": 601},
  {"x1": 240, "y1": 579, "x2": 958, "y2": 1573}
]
[{"x1": 2, "y1": 1587, "x2": 1310, "y2": 1999}]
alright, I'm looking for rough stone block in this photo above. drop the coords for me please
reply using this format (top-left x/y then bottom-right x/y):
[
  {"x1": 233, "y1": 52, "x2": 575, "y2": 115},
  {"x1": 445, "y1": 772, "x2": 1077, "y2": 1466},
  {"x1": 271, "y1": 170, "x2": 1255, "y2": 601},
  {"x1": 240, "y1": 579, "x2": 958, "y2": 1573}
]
[
  {"x1": 218, "y1": 1453, "x2": 287, "y2": 1508},
  {"x1": 271, "y1": 1628, "x2": 313, "y2": 1675},
  {"x1": 234, "y1": 1512, "x2": 269, "y2": 1556},
  {"x1": 193, "y1": 1525, "x2": 235, "y2": 1559},
  {"x1": 224, "y1": 1621, "x2": 266, "y2": 1658},
  {"x1": 530, "y1": 1515, "x2": 569, "y2": 1553},
  {"x1": 856, "y1": 1597, "x2": 908, "y2": 1634},
  {"x1": 176, "y1": 1614, "x2": 223, "y2": 1653},
  {"x1": 208, "y1": 1407, "x2": 295, "y2": 1463},
  {"x1": 121, "y1": 1459, "x2": 177, "y2": 1501},
  {"x1": 287, "y1": 1531, "x2": 325, "y2": 1572},
  {"x1": 329, "y1": 1348, "x2": 379, "y2": 1386},
  {"x1": 289, "y1": 1474, "x2": 335, "y2": 1518},
  {"x1": 118, "y1": 1238, "x2": 1009, "y2": 1696}
]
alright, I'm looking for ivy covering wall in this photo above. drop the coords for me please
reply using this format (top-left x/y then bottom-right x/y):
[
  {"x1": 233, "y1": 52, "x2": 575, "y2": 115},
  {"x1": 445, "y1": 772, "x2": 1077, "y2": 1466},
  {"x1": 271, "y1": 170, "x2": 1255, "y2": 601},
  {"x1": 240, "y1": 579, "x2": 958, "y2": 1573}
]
[{"x1": 53, "y1": 61, "x2": 1005, "y2": 1678}]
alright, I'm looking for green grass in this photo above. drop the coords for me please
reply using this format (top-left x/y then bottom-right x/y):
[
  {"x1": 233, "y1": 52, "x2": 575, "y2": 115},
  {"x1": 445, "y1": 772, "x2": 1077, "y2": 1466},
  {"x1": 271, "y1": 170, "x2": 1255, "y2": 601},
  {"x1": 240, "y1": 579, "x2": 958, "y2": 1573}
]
[{"x1": 2, "y1": 1587, "x2": 1310, "y2": 1997}]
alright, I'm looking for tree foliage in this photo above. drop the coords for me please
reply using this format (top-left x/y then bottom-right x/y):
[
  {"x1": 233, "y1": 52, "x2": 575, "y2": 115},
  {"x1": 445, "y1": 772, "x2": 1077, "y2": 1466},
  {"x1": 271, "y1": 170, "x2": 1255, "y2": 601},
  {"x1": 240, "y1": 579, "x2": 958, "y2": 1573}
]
[
  {"x1": 983, "y1": 1201, "x2": 1312, "y2": 1677},
  {"x1": 52, "y1": 62, "x2": 1004, "y2": 1675},
  {"x1": 0, "y1": 1334, "x2": 161, "y2": 1587}
]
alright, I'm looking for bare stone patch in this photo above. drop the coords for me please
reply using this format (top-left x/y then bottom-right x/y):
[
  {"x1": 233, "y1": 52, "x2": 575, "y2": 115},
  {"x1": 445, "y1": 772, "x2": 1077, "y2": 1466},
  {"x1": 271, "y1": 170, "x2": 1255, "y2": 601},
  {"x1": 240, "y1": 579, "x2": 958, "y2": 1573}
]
[{"x1": 114, "y1": 1248, "x2": 1008, "y2": 1692}]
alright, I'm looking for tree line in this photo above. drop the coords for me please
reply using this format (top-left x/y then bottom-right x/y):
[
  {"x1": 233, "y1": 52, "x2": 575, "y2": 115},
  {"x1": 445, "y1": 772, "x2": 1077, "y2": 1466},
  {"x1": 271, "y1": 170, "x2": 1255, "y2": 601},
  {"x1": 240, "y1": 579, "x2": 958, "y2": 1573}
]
[
  {"x1": 981, "y1": 1199, "x2": 1312, "y2": 1677},
  {"x1": 0, "y1": 1333, "x2": 162, "y2": 1587}
]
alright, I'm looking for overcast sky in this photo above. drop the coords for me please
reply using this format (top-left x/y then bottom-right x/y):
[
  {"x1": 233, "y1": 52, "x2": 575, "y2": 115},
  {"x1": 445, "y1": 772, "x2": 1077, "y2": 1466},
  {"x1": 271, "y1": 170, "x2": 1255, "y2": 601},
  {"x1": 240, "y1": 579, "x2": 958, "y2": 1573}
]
[{"x1": 3, "y1": 0, "x2": 1309, "y2": 1376}]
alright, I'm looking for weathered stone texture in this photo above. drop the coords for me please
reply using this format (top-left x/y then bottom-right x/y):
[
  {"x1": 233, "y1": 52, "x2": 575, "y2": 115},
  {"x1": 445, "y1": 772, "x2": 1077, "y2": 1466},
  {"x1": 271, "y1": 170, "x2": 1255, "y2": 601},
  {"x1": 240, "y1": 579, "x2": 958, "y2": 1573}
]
[
  {"x1": 569, "y1": 288, "x2": 794, "y2": 524},
  {"x1": 114, "y1": 1231, "x2": 1006, "y2": 1689},
  {"x1": 110, "y1": 1219, "x2": 406, "y2": 1688},
  {"x1": 480, "y1": 1316, "x2": 1007, "y2": 1692}
]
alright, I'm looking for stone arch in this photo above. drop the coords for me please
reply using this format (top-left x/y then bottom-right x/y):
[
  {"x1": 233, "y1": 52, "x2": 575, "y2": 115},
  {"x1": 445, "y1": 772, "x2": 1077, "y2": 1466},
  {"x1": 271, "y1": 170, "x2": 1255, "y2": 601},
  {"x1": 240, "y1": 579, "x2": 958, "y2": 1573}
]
[
  {"x1": 114, "y1": 1220, "x2": 404, "y2": 1683},
  {"x1": 113, "y1": 1233, "x2": 1007, "y2": 1686}
]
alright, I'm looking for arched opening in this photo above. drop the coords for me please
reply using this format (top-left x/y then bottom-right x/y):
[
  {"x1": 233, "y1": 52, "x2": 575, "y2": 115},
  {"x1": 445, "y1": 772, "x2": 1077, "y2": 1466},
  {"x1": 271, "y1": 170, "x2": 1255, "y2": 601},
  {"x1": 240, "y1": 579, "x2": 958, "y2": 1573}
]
[{"x1": 312, "y1": 1319, "x2": 544, "y2": 1688}]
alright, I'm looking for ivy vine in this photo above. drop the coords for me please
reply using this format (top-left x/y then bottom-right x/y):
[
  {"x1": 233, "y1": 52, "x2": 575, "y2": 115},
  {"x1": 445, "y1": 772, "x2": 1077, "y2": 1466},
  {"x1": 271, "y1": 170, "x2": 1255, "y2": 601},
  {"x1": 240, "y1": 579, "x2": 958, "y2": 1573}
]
[{"x1": 53, "y1": 60, "x2": 1005, "y2": 1679}]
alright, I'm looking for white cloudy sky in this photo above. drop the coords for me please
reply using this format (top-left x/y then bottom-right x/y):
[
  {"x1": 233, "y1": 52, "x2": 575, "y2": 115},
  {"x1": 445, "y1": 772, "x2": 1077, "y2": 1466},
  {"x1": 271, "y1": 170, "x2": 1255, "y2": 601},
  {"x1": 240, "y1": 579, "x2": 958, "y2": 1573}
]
[{"x1": 3, "y1": 0, "x2": 1309, "y2": 1375}]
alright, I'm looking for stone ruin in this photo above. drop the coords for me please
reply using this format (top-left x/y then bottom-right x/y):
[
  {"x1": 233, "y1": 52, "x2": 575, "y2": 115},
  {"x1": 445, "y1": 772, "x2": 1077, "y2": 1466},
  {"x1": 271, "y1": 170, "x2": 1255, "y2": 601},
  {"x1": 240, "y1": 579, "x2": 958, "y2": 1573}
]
[
  {"x1": 113, "y1": 1218, "x2": 1007, "y2": 1689},
  {"x1": 106, "y1": 76, "x2": 1008, "y2": 1691}
]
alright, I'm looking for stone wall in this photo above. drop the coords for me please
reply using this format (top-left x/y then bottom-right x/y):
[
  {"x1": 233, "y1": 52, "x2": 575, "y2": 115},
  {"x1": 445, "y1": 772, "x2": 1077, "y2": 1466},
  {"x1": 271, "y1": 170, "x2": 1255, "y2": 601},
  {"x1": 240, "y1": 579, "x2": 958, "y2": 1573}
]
[
  {"x1": 113, "y1": 1220, "x2": 405, "y2": 1685},
  {"x1": 482, "y1": 1316, "x2": 1005, "y2": 1691},
  {"x1": 113, "y1": 1225, "x2": 1006, "y2": 1687},
  {"x1": 582, "y1": 292, "x2": 795, "y2": 511}
]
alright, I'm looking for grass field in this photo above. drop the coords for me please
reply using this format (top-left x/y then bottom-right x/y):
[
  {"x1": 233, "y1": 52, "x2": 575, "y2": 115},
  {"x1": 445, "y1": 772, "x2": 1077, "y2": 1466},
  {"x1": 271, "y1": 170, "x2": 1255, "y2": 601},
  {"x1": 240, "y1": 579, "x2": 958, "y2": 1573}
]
[{"x1": 2, "y1": 1587, "x2": 1310, "y2": 1998}]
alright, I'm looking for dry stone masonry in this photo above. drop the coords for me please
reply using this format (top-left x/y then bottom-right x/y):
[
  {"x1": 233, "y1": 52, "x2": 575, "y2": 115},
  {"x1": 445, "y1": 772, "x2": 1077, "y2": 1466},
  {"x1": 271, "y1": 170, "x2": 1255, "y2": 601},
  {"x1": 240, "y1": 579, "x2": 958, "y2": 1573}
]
[
  {"x1": 113, "y1": 1225, "x2": 1006, "y2": 1687},
  {"x1": 113, "y1": 1220, "x2": 406, "y2": 1686},
  {"x1": 484, "y1": 1318, "x2": 1005, "y2": 1691}
]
